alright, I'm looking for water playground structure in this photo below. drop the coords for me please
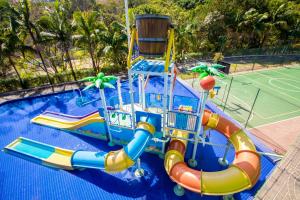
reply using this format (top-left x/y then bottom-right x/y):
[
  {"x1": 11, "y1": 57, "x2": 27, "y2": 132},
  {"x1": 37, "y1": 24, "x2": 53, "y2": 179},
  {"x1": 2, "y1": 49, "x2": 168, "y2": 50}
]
[{"x1": 3, "y1": 15, "x2": 261, "y2": 197}]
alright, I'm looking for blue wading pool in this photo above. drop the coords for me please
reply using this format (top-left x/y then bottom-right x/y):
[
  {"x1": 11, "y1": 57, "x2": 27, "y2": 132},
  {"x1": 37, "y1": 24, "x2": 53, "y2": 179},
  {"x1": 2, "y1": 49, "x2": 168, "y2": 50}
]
[{"x1": 0, "y1": 77, "x2": 275, "y2": 200}]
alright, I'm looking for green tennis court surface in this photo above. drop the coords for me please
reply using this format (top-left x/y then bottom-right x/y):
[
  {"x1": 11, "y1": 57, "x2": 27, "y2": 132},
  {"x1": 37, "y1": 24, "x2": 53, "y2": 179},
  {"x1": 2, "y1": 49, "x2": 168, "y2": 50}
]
[{"x1": 211, "y1": 66, "x2": 300, "y2": 128}]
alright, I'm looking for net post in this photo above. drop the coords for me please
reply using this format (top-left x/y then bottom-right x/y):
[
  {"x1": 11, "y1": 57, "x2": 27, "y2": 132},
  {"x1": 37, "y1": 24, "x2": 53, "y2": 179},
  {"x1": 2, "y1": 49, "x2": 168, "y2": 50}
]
[
  {"x1": 245, "y1": 88, "x2": 261, "y2": 128},
  {"x1": 222, "y1": 77, "x2": 234, "y2": 111}
]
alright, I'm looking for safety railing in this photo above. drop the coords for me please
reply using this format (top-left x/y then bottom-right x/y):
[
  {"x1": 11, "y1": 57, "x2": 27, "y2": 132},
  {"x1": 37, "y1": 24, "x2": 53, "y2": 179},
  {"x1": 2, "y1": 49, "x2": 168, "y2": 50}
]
[
  {"x1": 167, "y1": 110, "x2": 198, "y2": 132},
  {"x1": 145, "y1": 93, "x2": 169, "y2": 108},
  {"x1": 172, "y1": 95, "x2": 199, "y2": 113},
  {"x1": 107, "y1": 110, "x2": 132, "y2": 128},
  {"x1": 106, "y1": 91, "x2": 139, "y2": 109}
]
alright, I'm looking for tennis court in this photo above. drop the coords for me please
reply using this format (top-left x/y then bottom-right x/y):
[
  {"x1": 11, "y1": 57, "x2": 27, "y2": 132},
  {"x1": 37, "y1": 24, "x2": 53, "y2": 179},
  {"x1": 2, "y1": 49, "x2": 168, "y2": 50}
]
[{"x1": 212, "y1": 65, "x2": 300, "y2": 128}]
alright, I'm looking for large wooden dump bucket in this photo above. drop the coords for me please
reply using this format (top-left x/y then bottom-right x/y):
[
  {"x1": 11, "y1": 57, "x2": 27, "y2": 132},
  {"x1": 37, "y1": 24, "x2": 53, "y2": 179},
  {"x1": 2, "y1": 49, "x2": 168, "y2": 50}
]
[{"x1": 136, "y1": 14, "x2": 171, "y2": 57}]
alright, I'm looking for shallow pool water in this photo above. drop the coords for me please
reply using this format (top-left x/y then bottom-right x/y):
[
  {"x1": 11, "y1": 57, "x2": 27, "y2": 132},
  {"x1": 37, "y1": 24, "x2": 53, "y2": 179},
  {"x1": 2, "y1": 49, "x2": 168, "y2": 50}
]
[{"x1": 0, "y1": 77, "x2": 275, "y2": 200}]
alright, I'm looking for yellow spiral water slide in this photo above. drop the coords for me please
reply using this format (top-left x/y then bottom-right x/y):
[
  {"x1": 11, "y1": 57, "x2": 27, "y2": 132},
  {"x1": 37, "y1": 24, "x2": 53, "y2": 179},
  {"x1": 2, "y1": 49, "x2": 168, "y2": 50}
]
[{"x1": 164, "y1": 110, "x2": 261, "y2": 195}]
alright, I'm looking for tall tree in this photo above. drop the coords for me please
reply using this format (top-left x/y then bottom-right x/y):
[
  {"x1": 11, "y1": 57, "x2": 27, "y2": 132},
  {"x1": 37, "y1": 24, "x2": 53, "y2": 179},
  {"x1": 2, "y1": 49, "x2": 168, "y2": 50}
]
[
  {"x1": 19, "y1": 0, "x2": 53, "y2": 89},
  {"x1": 0, "y1": 6, "x2": 33, "y2": 88},
  {"x1": 98, "y1": 21, "x2": 127, "y2": 70},
  {"x1": 73, "y1": 11, "x2": 104, "y2": 74},
  {"x1": 38, "y1": 0, "x2": 77, "y2": 81},
  {"x1": 238, "y1": 8, "x2": 271, "y2": 47}
]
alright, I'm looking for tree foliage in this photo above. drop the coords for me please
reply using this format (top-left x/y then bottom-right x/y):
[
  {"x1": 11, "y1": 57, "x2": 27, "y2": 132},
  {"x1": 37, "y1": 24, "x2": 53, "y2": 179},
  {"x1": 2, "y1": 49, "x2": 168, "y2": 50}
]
[{"x1": 0, "y1": 0, "x2": 299, "y2": 91}]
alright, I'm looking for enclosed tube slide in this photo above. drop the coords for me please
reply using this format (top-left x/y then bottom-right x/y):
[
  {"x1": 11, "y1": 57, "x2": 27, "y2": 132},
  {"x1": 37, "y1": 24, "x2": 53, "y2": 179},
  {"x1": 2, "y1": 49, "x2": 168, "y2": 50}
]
[
  {"x1": 72, "y1": 115, "x2": 157, "y2": 172},
  {"x1": 164, "y1": 110, "x2": 261, "y2": 195},
  {"x1": 5, "y1": 115, "x2": 157, "y2": 173}
]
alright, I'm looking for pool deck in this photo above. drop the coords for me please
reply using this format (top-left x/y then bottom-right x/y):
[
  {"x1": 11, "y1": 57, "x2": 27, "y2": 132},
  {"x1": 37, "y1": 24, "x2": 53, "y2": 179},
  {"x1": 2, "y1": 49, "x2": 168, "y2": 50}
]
[
  {"x1": 249, "y1": 116, "x2": 300, "y2": 154},
  {"x1": 255, "y1": 134, "x2": 300, "y2": 200},
  {"x1": 0, "y1": 82, "x2": 80, "y2": 104},
  {"x1": 0, "y1": 77, "x2": 296, "y2": 199}
]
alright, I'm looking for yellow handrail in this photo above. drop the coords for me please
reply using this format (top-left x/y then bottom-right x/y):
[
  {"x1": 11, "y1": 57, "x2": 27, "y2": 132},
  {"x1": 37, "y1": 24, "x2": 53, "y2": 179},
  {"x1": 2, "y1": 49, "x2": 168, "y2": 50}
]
[
  {"x1": 164, "y1": 28, "x2": 174, "y2": 72},
  {"x1": 127, "y1": 27, "x2": 137, "y2": 69},
  {"x1": 171, "y1": 33, "x2": 176, "y2": 61}
]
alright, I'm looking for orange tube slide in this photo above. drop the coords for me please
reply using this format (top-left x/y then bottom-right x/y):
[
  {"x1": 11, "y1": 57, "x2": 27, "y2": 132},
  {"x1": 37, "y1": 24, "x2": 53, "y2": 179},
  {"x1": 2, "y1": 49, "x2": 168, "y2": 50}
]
[{"x1": 164, "y1": 110, "x2": 261, "y2": 195}]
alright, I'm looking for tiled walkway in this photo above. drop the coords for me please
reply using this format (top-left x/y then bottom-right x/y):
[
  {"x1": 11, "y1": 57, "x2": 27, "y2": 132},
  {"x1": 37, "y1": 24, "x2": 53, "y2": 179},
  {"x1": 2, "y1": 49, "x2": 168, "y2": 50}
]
[
  {"x1": 255, "y1": 134, "x2": 300, "y2": 200},
  {"x1": 249, "y1": 116, "x2": 300, "y2": 155}
]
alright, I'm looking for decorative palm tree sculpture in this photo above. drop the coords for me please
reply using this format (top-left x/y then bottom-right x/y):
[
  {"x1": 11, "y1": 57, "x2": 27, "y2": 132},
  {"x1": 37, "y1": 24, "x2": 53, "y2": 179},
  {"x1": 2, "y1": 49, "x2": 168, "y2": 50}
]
[
  {"x1": 187, "y1": 63, "x2": 225, "y2": 168},
  {"x1": 189, "y1": 63, "x2": 224, "y2": 90},
  {"x1": 81, "y1": 72, "x2": 117, "y2": 146}
]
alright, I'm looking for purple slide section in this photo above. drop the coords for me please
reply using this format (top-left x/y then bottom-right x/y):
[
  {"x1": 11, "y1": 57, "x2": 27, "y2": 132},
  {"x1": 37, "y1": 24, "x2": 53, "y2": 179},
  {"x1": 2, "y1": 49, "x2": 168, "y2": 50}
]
[{"x1": 42, "y1": 110, "x2": 98, "y2": 122}]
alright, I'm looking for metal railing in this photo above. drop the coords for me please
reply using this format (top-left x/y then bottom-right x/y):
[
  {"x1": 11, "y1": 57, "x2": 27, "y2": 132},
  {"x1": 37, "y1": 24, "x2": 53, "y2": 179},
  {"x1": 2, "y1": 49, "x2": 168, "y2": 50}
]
[
  {"x1": 172, "y1": 95, "x2": 199, "y2": 113},
  {"x1": 167, "y1": 110, "x2": 198, "y2": 132},
  {"x1": 145, "y1": 93, "x2": 168, "y2": 108},
  {"x1": 107, "y1": 110, "x2": 132, "y2": 128}
]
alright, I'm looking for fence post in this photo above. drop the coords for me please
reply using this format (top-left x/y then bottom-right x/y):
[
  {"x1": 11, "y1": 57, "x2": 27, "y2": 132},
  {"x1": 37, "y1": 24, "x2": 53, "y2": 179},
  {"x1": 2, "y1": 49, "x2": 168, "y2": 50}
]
[
  {"x1": 221, "y1": 82, "x2": 228, "y2": 104},
  {"x1": 251, "y1": 62, "x2": 255, "y2": 71},
  {"x1": 245, "y1": 89, "x2": 261, "y2": 128},
  {"x1": 222, "y1": 77, "x2": 234, "y2": 111}
]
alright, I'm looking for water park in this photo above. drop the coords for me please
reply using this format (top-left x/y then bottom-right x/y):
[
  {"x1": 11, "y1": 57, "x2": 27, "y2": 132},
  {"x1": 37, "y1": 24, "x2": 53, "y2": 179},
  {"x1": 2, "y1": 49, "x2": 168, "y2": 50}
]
[{"x1": 1, "y1": 6, "x2": 299, "y2": 199}]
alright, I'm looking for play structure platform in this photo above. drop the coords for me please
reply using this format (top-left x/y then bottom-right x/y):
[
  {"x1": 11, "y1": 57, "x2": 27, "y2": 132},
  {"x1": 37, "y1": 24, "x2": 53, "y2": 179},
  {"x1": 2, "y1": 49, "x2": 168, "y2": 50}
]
[{"x1": 3, "y1": 14, "x2": 264, "y2": 198}]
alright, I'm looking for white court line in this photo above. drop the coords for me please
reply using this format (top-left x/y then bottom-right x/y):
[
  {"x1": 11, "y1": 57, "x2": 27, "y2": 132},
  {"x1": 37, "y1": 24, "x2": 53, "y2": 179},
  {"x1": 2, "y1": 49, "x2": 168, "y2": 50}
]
[
  {"x1": 271, "y1": 68, "x2": 300, "y2": 80},
  {"x1": 233, "y1": 73, "x2": 300, "y2": 119},
  {"x1": 218, "y1": 71, "x2": 300, "y2": 120},
  {"x1": 263, "y1": 108, "x2": 300, "y2": 119},
  {"x1": 238, "y1": 72, "x2": 300, "y2": 104},
  {"x1": 249, "y1": 115, "x2": 300, "y2": 129},
  {"x1": 255, "y1": 72, "x2": 300, "y2": 102},
  {"x1": 268, "y1": 78, "x2": 300, "y2": 92}
]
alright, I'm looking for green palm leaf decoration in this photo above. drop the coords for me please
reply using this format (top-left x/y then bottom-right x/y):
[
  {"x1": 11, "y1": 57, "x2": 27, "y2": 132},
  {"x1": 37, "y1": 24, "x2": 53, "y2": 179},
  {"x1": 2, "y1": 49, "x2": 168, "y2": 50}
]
[
  {"x1": 81, "y1": 72, "x2": 117, "y2": 91},
  {"x1": 189, "y1": 63, "x2": 225, "y2": 79}
]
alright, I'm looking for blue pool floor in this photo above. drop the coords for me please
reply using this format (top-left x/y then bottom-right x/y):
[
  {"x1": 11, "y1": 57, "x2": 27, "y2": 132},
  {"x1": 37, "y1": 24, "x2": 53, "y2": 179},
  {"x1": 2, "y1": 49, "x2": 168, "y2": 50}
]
[{"x1": 0, "y1": 77, "x2": 275, "y2": 200}]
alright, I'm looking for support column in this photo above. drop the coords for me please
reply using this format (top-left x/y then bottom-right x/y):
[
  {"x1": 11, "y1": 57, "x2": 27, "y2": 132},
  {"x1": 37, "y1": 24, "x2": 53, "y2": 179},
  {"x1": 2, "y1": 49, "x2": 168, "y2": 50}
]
[
  {"x1": 169, "y1": 67, "x2": 175, "y2": 111},
  {"x1": 138, "y1": 74, "x2": 142, "y2": 105},
  {"x1": 218, "y1": 140, "x2": 231, "y2": 166},
  {"x1": 99, "y1": 89, "x2": 114, "y2": 146},
  {"x1": 223, "y1": 194, "x2": 235, "y2": 200},
  {"x1": 117, "y1": 77, "x2": 123, "y2": 110},
  {"x1": 128, "y1": 71, "x2": 136, "y2": 129},
  {"x1": 173, "y1": 184, "x2": 185, "y2": 196},
  {"x1": 161, "y1": 72, "x2": 169, "y2": 155},
  {"x1": 134, "y1": 158, "x2": 144, "y2": 177},
  {"x1": 141, "y1": 74, "x2": 146, "y2": 110},
  {"x1": 188, "y1": 91, "x2": 208, "y2": 167}
]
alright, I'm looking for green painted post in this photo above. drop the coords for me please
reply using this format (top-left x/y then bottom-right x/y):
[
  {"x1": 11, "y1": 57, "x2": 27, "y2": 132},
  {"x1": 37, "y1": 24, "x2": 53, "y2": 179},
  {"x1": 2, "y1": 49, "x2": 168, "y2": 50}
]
[
  {"x1": 251, "y1": 62, "x2": 255, "y2": 71},
  {"x1": 245, "y1": 89, "x2": 261, "y2": 128},
  {"x1": 222, "y1": 77, "x2": 234, "y2": 111}
]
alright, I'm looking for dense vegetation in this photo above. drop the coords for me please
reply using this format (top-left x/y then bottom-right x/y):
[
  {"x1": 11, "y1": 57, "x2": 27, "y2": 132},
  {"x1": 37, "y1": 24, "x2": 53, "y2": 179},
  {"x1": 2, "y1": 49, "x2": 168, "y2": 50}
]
[{"x1": 0, "y1": 0, "x2": 299, "y2": 92}]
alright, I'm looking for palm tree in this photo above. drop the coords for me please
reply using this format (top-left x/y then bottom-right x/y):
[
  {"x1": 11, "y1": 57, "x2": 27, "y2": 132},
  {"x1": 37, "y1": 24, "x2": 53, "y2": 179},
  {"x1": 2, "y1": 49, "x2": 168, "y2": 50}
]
[
  {"x1": 175, "y1": 23, "x2": 197, "y2": 60},
  {"x1": 81, "y1": 72, "x2": 117, "y2": 145},
  {"x1": 0, "y1": 33, "x2": 25, "y2": 88},
  {"x1": 189, "y1": 63, "x2": 224, "y2": 90},
  {"x1": 0, "y1": 5, "x2": 33, "y2": 89},
  {"x1": 73, "y1": 11, "x2": 104, "y2": 74},
  {"x1": 38, "y1": 0, "x2": 77, "y2": 81},
  {"x1": 98, "y1": 21, "x2": 128, "y2": 70},
  {"x1": 238, "y1": 8, "x2": 271, "y2": 47},
  {"x1": 19, "y1": 0, "x2": 53, "y2": 89}
]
